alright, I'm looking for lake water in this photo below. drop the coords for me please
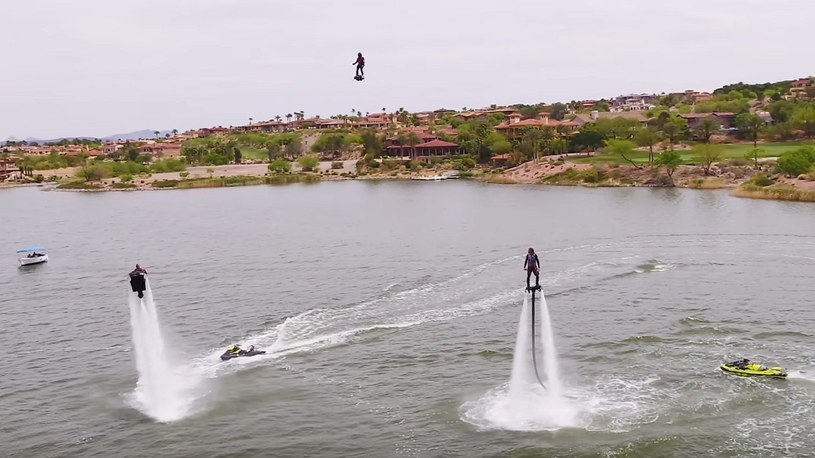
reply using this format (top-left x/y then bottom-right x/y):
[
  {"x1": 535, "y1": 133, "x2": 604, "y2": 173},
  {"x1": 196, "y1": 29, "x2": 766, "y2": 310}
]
[{"x1": 1, "y1": 182, "x2": 815, "y2": 457}]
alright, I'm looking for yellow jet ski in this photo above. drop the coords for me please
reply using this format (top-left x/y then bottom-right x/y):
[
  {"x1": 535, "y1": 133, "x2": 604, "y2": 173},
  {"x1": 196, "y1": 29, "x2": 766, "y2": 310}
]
[{"x1": 721, "y1": 358, "x2": 787, "y2": 378}]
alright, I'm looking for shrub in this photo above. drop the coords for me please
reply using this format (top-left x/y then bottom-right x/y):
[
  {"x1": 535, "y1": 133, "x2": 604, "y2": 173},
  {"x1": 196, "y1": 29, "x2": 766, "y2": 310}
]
[
  {"x1": 381, "y1": 159, "x2": 399, "y2": 170},
  {"x1": 297, "y1": 154, "x2": 320, "y2": 171},
  {"x1": 748, "y1": 173, "x2": 774, "y2": 187},
  {"x1": 452, "y1": 157, "x2": 476, "y2": 171},
  {"x1": 268, "y1": 159, "x2": 292, "y2": 173},
  {"x1": 368, "y1": 161, "x2": 381, "y2": 169},
  {"x1": 78, "y1": 165, "x2": 111, "y2": 181},
  {"x1": 34, "y1": 175, "x2": 44, "y2": 183},
  {"x1": 777, "y1": 147, "x2": 815, "y2": 177},
  {"x1": 150, "y1": 158, "x2": 186, "y2": 173},
  {"x1": 581, "y1": 167, "x2": 603, "y2": 183},
  {"x1": 331, "y1": 161, "x2": 344, "y2": 169},
  {"x1": 152, "y1": 180, "x2": 180, "y2": 188},
  {"x1": 179, "y1": 171, "x2": 190, "y2": 178},
  {"x1": 120, "y1": 174, "x2": 133, "y2": 183}
]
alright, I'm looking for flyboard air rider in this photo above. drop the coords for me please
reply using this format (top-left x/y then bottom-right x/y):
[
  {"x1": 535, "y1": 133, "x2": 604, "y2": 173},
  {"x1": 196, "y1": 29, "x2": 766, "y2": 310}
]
[
  {"x1": 129, "y1": 264, "x2": 148, "y2": 298},
  {"x1": 524, "y1": 247, "x2": 541, "y2": 292}
]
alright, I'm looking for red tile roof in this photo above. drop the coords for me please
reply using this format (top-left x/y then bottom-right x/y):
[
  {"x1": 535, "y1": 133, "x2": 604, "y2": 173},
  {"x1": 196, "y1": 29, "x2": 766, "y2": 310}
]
[{"x1": 415, "y1": 139, "x2": 458, "y2": 148}]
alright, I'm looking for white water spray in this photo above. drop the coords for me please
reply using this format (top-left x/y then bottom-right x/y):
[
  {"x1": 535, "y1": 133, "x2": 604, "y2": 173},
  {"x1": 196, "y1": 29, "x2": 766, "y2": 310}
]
[
  {"x1": 127, "y1": 278, "x2": 199, "y2": 422},
  {"x1": 462, "y1": 291, "x2": 577, "y2": 430}
]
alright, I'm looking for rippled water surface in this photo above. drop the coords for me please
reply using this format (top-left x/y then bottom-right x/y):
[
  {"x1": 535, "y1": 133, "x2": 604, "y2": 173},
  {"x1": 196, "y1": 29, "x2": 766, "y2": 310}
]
[{"x1": 1, "y1": 182, "x2": 815, "y2": 457}]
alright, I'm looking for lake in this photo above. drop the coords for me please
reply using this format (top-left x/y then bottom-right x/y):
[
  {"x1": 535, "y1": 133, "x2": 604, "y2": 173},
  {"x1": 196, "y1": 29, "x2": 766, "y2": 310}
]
[{"x1": 1, "y1": 181, "x2": 814, "y2": 457}]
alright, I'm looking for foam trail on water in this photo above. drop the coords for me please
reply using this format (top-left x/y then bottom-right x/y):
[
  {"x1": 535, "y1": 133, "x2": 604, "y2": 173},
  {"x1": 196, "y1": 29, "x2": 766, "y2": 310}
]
[{"x1": 127, "y1": 279, "x2": 200, "y2": 422}]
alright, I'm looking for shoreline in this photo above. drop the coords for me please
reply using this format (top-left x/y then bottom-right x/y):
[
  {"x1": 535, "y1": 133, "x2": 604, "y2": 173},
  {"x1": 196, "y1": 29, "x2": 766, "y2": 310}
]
[{"x1": 8, "y1": 160, "x2": 815, "y2": 203}]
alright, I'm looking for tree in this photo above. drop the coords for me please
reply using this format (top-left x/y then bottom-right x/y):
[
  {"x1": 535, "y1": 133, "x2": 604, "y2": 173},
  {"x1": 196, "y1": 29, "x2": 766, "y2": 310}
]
[
  {"x1": 660, "y1": 117, "x2": 688, "y2": 150},
  {"x1": 406, "y1": 132, "x2": 421, "y2": 159},
  {"x1": 695, "y1": 118, "x2": 720, "y2": 143},
  {"x1": 696, "y1": 144, "x2": 722, "y2": 175},
  {"x1": 266, "y1": 141, "x2": 282, "y2": 162},
  {"x1": 655, "y1": 151, "x2": 682, "y2": 177},
  {"x1": 766, "y1": 100, "x2": 795, "y2": 123},
  {"x1": 153, "y1": 131, "x2": 160, "y2": 139},
  {"x1": 286, "y1": 113, "x2": 293, "y2": 124},
  {"x1": 297, "y1": 154, "x2": 320, "y2": 171},
  {"x1": 793, "y1": 105, "x2": 815, "y2": 138},
  {"x1": 360, "y1": 130, "x2": 383, "y2": 156},
  {"x1": 571, "y1": 128, "x2": 604, "y2": 154},
  {"x1": 520, "y1": 128, "x2": 544, "y2": 160},
  {"x1": 745, "y1": 148, "x2": 764, "y2": 169},
  {"x1": 735, "y1": 113, "x2": 765, "y2": 148},
  {"x1": 605, "y1": 139, "x2": 641, "y2": 168},
  {"x1": 171, "y1": 129, "x2": 179, "y2": 137},
  {"x1": 285, "y1": 137, "x2": 304, "y2": 159},
  {"x1": 551, "y1": 137, "x2": 568, "y2": 155},
  {"x1": 548, "y1": 102, "x2": 568, "y2": 120},
  {"x1": 122, "y1": 143, "x2": 140, "y2": 162},
  {"x1": 635, "y1": 127, "x2": 660, "y2": 167},
  {"x1": 595, "y1": 100, "x2": 611, "y2": 112},
  {"x1": 234, "y1": 147, "x2": 242, "y2": 163},
  {"x1": 491, "y1": 140, "x2": 512, "y2": 155}
]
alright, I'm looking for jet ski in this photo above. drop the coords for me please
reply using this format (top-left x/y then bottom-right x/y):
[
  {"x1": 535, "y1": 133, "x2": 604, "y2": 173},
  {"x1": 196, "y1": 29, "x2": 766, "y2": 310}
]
[
  {"x1": 220, "y1": 345, "x2": 266, "y2": 361},
  {"x1": 721, "y1": 358, "x2": 787, "y2": 378}
]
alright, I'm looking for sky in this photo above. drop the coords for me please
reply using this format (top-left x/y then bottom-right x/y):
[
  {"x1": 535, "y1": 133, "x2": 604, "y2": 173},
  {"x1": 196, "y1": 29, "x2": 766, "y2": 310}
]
[{"x1": 2, "y1": 0, "x2": 814, "y2": 140}]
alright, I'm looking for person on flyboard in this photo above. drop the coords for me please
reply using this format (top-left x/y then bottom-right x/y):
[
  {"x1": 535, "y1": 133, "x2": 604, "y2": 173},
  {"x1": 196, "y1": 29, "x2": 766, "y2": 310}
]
[{"x1": 353, "y1": 52, "x2": 365, "y2": 80}]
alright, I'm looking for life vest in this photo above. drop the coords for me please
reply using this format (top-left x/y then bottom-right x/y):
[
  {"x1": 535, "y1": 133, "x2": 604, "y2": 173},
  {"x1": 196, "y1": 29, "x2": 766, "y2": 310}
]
[{"x1": 526, "y1": 253, "x2": 538, "y2": 270}]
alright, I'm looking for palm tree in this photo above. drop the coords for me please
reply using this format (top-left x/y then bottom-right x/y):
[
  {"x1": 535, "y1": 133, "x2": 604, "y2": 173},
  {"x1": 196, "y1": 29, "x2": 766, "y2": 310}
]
[
  {"x1": 171, "y1": 129, "x2": 179, "y2": 137},
  {"x1": 286, "y1": 113, "x2": 293, "y2": 124},
  {"x1": 357, "y1": 111, "x2": 362, "y2": 118},
  {"x1": 406, "y1": 132, "x2": 421, "y2": 159},
  {"x1": 153, "y1": 131, "x2": 160, "y2": 139},
  {"x1": 249, "y1": 117, "x2": 254, "y2": 125},
  {"x1": 275, "y1": 115, "x2": 282, "y2": 122}
]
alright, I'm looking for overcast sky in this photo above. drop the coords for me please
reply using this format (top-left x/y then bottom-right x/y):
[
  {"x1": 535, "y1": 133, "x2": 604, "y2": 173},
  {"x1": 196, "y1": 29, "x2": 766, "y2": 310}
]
[{"x1": 2, "y1": 0, "x2": 813, "y2": 140}]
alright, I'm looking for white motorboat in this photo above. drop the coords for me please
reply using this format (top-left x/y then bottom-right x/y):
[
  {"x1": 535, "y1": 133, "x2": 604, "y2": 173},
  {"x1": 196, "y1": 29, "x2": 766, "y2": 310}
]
[
  {"x1": 411, "y1": 175, "x2": 447, "y2": 181},
  {"x1": 18, "y1": 247, "x2": 48, "y2": 266}
]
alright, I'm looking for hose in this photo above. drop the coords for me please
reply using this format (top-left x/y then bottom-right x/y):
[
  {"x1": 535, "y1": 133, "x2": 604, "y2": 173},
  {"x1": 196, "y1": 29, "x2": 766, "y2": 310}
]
[{"x1": 530, "y1": 289, "x2": 547, "y2": 391}]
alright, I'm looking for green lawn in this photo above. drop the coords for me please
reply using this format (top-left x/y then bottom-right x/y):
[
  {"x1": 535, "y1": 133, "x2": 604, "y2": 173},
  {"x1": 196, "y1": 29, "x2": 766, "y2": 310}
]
[
  {"x1": 569, "y1": 142, "x2": 813, "y2": 166},
  {"x1": 238, "y1": 147, "x2": 268, "y2": 161}
]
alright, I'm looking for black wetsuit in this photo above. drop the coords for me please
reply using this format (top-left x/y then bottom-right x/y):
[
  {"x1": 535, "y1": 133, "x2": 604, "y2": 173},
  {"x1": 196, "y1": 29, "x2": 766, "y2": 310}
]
[{"x1": 524, "y1": 253, "x2": 540, "y2": 288}]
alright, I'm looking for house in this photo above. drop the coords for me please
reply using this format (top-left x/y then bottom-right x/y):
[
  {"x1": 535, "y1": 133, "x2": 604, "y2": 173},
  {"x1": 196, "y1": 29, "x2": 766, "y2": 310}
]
[
  {"x1": 611, "y1": 93, "x2": 656, "y2": 112},
  {"x1": 102, "y1": 143, "x2": 123, "y2": 157},
  {"x1": 139, "y1": 143, "x2": 183, "y2": 158},
  {"x1": 495, "y1": 113, "x2": 564, "y2": 139},
  {"x1": 0, "y1": 159, "x2": 20, "y2": 180},
  {"x1": 789, "y1": 77, "x2": 814, "y2": 100},
  {"x1": 678, "y1": 112, "x2": 737, "y2": 130},
  {"x1": 198, "y1": 127, "x2": 228, "y2": 137},
  {"x1": 569, "y1": 111, "x2": 648, "y2": 127},
  {"x1": 413, "y1": 140, "x2": 460, "y2": 159},
  {"x1": 491, "y1": 153, "x2": 511, "y2": 167},
  {"x1": 384, "y1": 139, "x2": 460, "y2": 159}
]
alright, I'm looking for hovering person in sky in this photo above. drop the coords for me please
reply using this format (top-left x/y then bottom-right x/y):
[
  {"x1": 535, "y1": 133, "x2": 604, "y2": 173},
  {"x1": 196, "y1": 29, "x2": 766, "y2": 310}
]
[{"x1": 353, "y1": 52, "x2": 365, "y2": 80}]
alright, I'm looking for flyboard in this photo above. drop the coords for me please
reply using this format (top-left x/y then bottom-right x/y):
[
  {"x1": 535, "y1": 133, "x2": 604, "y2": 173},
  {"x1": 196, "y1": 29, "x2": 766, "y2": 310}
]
[
  {"x1": 526, "y1": 285, "x2": 547, "y2": 391},
  {"x1": 354, "y1": 75, "x2": 364, "y2": 81}
]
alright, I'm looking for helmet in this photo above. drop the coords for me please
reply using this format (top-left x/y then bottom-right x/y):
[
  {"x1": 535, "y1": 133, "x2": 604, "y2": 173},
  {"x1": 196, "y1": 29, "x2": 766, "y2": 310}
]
[{"x1": 227, "y1": 344, "x2": 236, "y2": 351}]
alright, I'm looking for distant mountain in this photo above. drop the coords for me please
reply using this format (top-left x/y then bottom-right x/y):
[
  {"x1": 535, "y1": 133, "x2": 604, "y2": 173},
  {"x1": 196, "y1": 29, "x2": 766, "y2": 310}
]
[
  {"x1": 3, "y1": 129, "x2": 173, "y2": 145},
  {"x1": 101, "y1": 130, "x2": 173, "y2": 142}
]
